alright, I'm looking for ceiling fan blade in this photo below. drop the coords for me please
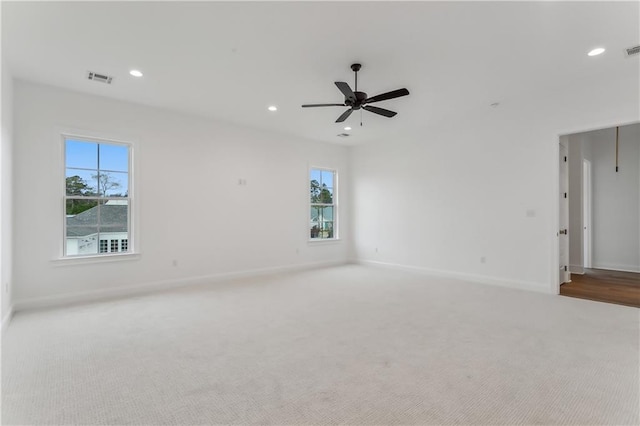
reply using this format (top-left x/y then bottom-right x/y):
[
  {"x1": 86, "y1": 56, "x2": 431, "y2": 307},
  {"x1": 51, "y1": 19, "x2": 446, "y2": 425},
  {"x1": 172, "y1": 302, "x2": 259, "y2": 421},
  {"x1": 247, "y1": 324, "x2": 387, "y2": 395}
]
[
  {"x1": 364, "y1": 88, "x2": 410, "y2": 104},
  {"x1": 363, "y1": 105, "x2": 397, "y2": 118},
  {"x1": 335, "y1": 108, "x2": 354, "y2": 123},
  {"x1": 301, "y1": 103, "x2": 346, "y2": 108},
  {"x1": 335, "y1": 81, "x2": 356, "y2": 102}
]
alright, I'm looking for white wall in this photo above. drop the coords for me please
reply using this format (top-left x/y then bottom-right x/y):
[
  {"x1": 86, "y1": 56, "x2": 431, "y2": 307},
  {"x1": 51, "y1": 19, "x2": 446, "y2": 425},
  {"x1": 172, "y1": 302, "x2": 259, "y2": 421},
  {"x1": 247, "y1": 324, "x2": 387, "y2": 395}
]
[
  {"x1": 588, "y1": 124, "x2": 639, "y2": 272},
  {"x1": 351, "y1": 69, "x2": 639, "y2": 293},
  {"x1": 1, "y1": 56, "x2": 14, "y2": 326},
  {"x1": 13, "y1": 81, "x2": 350, "y2": 308}
]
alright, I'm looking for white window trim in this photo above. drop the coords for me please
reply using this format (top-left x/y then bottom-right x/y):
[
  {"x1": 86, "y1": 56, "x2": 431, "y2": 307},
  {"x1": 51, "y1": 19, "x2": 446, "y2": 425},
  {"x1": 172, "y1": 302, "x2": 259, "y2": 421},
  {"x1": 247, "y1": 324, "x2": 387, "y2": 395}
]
[
  {"x1": 52, "y1": 252, "x2": 141, "y2": 266},
  {"x1": 308, "y1": 165, "x2": 340, "y2": 243},
  {"x1": 58, "y1": 130, "x2": 138, "y2": 261}
]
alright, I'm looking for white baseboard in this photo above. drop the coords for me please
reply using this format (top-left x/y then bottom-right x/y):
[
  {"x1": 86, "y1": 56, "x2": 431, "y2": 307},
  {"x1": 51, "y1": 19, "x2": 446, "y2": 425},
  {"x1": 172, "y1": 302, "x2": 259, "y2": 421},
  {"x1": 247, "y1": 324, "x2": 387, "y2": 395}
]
[
  {"x1": 1, "y1": 304, "x2": 14, "y2": 333},
  {"x1": 358, "y1": 259, "x2": 551, "y2": 294},
  {"x1": 591, "y1": 264, "x2": 640, "y2": 273},
  {"x1": 13, "y1": 260, "x2": 347, "y2": 312}
]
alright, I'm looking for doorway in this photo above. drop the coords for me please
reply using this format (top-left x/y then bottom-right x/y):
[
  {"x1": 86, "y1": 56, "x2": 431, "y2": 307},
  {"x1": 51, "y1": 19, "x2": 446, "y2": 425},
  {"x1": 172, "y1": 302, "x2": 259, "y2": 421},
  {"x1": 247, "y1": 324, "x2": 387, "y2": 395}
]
[{"x1": 558, "y1": 123, "x2": 640, "y2": 306}]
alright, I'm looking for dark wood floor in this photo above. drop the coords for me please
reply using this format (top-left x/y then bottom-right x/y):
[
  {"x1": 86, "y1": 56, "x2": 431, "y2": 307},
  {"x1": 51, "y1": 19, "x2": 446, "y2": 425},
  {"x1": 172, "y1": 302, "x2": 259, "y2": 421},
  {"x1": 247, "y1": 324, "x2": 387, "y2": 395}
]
[{"x1": 560, "y1": 268, "x2": 640, "y2": 308}]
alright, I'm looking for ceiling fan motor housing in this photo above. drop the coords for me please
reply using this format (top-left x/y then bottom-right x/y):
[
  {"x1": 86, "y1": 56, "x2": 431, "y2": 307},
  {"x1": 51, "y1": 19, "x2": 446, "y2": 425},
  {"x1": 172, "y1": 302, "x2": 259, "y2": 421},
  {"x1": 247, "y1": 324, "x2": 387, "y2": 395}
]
[{"x1": 346, "y1": 91, "x2": 368, "y2": 109}]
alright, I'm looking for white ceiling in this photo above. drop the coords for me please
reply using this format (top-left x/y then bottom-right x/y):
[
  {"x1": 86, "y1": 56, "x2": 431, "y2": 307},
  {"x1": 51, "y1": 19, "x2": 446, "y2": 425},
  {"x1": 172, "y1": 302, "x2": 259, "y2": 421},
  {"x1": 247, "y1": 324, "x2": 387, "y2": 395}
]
[{"x1": 3, "y1": 1, "x2": 639, "y2": 145}]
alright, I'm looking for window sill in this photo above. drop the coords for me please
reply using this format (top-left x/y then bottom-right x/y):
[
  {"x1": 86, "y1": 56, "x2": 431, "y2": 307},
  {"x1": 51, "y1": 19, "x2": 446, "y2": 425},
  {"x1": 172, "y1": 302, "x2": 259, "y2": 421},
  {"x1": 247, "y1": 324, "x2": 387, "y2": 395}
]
[
  {"x1": 308, "y1": 238, "x2": 341, "y2": 244},
  {"x1": 52, "y1": 252, "x2": 141, "y2": 266}
]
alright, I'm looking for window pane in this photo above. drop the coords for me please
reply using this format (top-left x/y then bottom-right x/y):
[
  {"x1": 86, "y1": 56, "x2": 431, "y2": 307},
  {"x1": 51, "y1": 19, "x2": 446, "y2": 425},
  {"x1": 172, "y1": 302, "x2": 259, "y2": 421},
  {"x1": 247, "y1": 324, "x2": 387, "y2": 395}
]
[
  {"x1": 98, "y1": 200, "x2": 129, "y2": 231},
  {"x1": 310, "y1": 221, "x2": 334, "y2": 239},
  {"x1": 321, "y1": 206, "x2": 334, "y2": 222},
  {"x1": 66, "y1": 199, "x2": 98, "y2": 222},
  {"x1": 66, "y1": 140, "x2": 97, "y2": 169},
  {"x1": 99, "y1": 144, "x2": 129, "y2": 172},
  {"x1": 98, "y1": 171, "x2": 128, "y2": 197},
  {"x1": 321, "y1": 170, "x2": 334, "y2": 188},
  {"x1": 310, "y1": 169, "x2": 321, "y2": 184},
  {"x1": 310, "y1": 206, "x2": 321, "y2": 238},
  {"x1": 310, "y1": 178, "x2": 321, "y2": 203},
  {"x1": 66, "y1": 198, "x2": 99, "y2": 255},
  {"x1": 318, "y1": 186, "x2": 333, "y2": 204},
  {"x1": 66, "y1": 228, "x2": 99, "y2": 256},
  {"x1": 310, "y1": 206, "x2": 334, "y2": 239},
  {"x1": 99, "y1": 200, "x2": 129, "y2": 253},
  {"x1": 66, "y1": 169, "x2": 97, "y2": 196},
  {"x1": 320, "y1": 222, "x2": 334, "y2": 239}
]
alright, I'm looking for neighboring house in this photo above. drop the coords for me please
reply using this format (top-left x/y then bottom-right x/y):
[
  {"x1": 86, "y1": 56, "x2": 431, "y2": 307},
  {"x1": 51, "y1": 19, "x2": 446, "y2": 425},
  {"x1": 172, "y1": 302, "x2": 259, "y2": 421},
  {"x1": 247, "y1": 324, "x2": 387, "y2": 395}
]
[
  {"x1": 66, "y1": 200, "x2": 128, "y2": 255},
  {"x1": 310, "y1": 206, "x2": 333, "y2": 238}
]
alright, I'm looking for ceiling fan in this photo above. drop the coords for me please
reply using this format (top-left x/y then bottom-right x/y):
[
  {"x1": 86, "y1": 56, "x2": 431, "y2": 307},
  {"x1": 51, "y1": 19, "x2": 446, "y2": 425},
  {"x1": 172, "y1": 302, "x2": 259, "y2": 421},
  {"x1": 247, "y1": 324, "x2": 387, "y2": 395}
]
[{"x1": 302, "y1": 63, "x2": 410, "y2": 123}]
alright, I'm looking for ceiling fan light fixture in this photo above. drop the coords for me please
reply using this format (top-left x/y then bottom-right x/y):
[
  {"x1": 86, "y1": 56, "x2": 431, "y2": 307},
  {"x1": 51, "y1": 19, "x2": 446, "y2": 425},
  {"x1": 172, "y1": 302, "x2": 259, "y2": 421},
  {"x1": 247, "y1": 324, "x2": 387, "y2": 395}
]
[
  {"x1": 588, "y1": 47, "x2": 605, "y2": 56},
  {"x1": 129, "y1": 69, "x2": 143, "y2": 77},
  {"x1": 344, "y1": 126, "x2": 352, "y2": 131},
  {"x1": 268, "y1": 105, "x2": 278, "y2": 111}
]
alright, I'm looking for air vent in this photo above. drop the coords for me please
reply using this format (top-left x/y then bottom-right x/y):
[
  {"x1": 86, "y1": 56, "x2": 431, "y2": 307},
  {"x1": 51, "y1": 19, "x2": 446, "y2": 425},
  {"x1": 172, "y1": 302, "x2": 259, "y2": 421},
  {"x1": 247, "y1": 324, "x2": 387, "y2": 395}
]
[
  {"x1": 625, "y1": 45, "x2": 640, "y2": 57},
  {"x1": 337, "y1": 133, "x2": 350, "y2": 138},
  {"x1": 87, "y1": 71, "x2": 113, "y2": 84}
]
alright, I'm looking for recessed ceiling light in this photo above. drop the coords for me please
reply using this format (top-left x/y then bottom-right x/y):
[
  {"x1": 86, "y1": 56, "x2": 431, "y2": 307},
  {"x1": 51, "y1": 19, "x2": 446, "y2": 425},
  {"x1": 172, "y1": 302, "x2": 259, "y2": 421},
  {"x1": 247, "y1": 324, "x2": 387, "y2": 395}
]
[
  {"x1": 588, "y1": 48, "x2": 605, "y2": 57},
  {"x1": 129, "y1": 70, "x2": 143, "y2": 77},
  {"x1": 268, "y1": 106, "x2": 278, "y2": 111},
  {"x1": 344, "y1": 126, "x2": 352, "y2": 131}
]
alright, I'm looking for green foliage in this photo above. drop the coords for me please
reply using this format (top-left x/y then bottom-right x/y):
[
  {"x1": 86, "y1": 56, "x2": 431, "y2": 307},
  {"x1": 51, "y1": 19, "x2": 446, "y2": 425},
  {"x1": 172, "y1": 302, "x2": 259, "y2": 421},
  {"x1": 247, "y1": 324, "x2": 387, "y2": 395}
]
[
  {"x1": 66, "y1": 175, "x2": 93, "y2": 196},
  {"x1": 66, "y1": 199, "x2": 97, "y2": 216},
  {"x1": 310, "y1": 179, "x2": 320, "y2": 202},
  {"x1": 65, "y1": 175, "x2": 96, "y2": 215},
  {"x1": 310, "y1": 179, "x2": 332, "y2": 204}
]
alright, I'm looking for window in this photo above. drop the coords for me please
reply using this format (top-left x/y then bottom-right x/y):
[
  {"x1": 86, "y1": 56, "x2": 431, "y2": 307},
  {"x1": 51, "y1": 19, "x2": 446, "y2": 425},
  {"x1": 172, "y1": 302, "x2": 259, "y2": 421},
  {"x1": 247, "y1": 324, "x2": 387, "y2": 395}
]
[
  {"x1": 64, "y1": 137, "x2": 131, "y2": 257},
  {"x1": 310, "y1": 168, "x2": 336, "y2": 239}
]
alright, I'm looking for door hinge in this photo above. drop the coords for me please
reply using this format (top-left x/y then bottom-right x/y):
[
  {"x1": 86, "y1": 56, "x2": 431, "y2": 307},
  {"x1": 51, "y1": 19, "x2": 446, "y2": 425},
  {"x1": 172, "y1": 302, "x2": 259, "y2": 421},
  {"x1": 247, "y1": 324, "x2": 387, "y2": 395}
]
[
  {"x1": 564, "y1": 192, "x2": 567, "y2": 198},
  {"x1": 560, "y1": 229, "x2": 568, "y2": 235},
  {"x1": 564, "y1": 265, "x2": 568, "y2": 272},
  {"x1": 564, "y1": 156, "x2": 567, "y2": 162}
]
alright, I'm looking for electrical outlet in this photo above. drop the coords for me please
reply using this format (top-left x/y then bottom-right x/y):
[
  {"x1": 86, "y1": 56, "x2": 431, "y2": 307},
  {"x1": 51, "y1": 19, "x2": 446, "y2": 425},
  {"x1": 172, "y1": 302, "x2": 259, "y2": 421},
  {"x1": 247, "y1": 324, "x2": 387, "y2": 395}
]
[
  {"x1": 375, "y1": 247, "x2": 378, "y2": 253},
  {"x1": 172, "y1": 260, "x2": 178, "y2": 267},
  {"x1": 295, "y1": 248, "x2": 299, "y2": 254},
  {"x1": 480, "y1": 256, "x2": 486, "y2": 264}
]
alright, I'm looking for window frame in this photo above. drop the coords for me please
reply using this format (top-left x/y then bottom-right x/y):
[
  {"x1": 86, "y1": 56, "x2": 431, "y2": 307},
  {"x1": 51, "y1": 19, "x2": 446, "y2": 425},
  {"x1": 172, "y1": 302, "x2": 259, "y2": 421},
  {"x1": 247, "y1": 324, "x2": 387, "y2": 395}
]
[
  {"x1": 61, "y1": 134, "x2": 135, "y2": 259},
  {"x1": 309, "y1": 166, "x2": 338, "y2": 242}
]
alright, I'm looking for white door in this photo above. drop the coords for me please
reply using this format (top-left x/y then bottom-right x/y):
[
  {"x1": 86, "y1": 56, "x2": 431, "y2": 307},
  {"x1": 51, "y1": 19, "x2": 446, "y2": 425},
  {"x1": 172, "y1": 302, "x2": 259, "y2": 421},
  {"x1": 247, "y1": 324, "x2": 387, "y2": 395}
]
[{"x1": 559, "y1": 143, "x2": 570, "y2": 284}]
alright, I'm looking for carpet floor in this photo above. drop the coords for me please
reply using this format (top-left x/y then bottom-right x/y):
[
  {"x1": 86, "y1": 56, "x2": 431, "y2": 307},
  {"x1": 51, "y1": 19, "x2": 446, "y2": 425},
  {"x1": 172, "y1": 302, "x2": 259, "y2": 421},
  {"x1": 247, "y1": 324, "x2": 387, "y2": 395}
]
[{"x1": 2, "y1": 265, "x2": 639, "y2": 425}]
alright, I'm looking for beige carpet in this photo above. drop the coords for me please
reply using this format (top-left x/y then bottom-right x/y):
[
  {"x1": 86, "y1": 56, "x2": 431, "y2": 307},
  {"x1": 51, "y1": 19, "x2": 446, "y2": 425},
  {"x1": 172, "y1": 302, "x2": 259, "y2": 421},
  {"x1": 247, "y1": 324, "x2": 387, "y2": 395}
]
[{"x1": 2, "y1": 265, "x2": 639, "y2": 425}]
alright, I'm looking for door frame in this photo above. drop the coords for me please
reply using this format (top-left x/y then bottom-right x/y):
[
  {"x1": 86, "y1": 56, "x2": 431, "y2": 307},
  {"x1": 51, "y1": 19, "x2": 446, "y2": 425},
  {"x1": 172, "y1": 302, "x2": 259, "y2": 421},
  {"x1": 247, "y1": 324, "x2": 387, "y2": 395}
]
[
  {"x1": 558, "y1": 140, "x2": 570, "y2": 286},
  {"x1": 583, "y1": 159, "x2": 592, "y2": 269}
]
